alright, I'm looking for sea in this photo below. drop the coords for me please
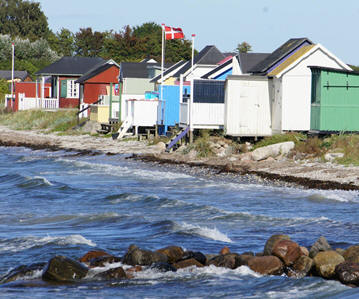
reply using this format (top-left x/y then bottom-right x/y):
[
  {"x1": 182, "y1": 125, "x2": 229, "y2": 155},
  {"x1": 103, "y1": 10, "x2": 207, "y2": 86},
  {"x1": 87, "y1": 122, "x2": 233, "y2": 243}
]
[{"x1": 0, "y1": 146, "x2": 359, "y2": 298}]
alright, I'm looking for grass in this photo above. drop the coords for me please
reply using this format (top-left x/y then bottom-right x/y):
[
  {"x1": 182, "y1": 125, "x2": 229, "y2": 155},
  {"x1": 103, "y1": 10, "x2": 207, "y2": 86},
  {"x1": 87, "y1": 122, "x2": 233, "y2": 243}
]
[
  {"x1": 0, "y1": 109, "x2": 78, "y2": 133},
  {"x1": 252, "y1": 132, "x2": 306, "y2": 150}
]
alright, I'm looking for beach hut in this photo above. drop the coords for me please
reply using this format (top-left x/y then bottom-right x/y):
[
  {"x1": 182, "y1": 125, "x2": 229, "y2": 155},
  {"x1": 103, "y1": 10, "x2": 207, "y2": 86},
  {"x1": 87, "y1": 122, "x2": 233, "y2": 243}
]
[
  {"x1": 310, "y1": 66, "x2": 359, "y2": 132},
  {"x1": 249, "y1": 39, "x2": 351, "y2": 133},
  {"x1": 224, "y1": 75, "x2": 272, "y2": 136}
]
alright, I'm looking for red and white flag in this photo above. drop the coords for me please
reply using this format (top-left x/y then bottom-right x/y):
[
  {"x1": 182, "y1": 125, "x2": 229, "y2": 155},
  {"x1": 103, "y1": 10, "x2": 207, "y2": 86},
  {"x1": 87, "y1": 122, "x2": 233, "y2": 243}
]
[{"x1": 165, "y1": 26, "x2": 184, "y2": 40}]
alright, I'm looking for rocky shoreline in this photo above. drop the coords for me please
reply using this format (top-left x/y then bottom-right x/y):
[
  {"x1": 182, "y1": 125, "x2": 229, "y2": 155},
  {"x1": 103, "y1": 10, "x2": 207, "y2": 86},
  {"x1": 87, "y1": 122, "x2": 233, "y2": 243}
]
[
  {"x1": 2, "y1": 235, "x2": 359, "y2": 288},
  {"x1": 0, "y1": 125, "x2": 359, "y2": 191}
]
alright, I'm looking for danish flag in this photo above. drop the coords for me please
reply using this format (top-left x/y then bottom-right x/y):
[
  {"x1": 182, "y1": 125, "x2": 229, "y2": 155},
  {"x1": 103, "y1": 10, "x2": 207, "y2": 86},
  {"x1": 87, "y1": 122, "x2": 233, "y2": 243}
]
[{"x1": 165, "y1": 26, "x2": 184, "y2": 40}]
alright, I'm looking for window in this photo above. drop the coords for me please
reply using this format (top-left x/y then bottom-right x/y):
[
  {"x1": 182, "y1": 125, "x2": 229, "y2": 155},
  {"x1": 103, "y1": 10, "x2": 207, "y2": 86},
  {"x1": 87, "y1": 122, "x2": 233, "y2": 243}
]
[{"x1": 67, "y1": 80, "x2": 80, "y2": 98}]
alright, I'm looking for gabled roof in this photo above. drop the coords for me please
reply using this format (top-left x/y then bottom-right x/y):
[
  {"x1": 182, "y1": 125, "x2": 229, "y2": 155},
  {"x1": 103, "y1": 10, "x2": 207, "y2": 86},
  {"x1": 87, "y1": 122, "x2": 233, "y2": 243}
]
[
  {"x1": 201, "y1": 58, "x2": 233, "y2": 79},
  {"x1": 238, "y1": 53, "x2": 271, "y2": 74},
  {"x1": 36, "y1": 56, "x2": 105, "y2": 76},
  {"x1": 267, "y1": 44, "x2": 352, "y2": 78},
  {"x1": 75, "y1": 61, "x2": 119, "y2": 84},
  {"x1": 150, "y1": 60, "x2": 187, "y2": 83},
  {"x1": 0, "y1": 70, "x2": 30, "y2": 81},
  {"x1": 249, "y1": 38, "x2": 313, "y2": 74},
  {"x1": 120, "y1": 61, "x2": 173, "y2": 79},
  {"x1": 172, "y1": 45, "x2": 226, "y2": 77}
]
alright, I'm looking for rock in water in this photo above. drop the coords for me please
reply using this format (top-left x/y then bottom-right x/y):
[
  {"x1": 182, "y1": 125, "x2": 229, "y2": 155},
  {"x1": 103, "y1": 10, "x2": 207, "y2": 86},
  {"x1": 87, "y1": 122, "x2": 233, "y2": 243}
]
[
  {"x1": 289, "y1": 256, "x2": 313, "y2": 278},
  {"x1": 0, "y1": 263, "x2": 46, "y2": 284},
  {"x1": 272, "y1": 239, "x2": 302, "y2": 266},
  {"x1": 313, "y1": 251, "x2": 344, "y2": 279},
  {"x1": 42, "y1": 255, "x2": 89, "y2": 282},
  {"x1": 122, "y1": 246, "x2": 167, "y2": 266},
  {"x1": 343, "y1": 245, "x2": 359, "y2": 263},
  {"x1": 89, "y1": 256, "x2": 122, "y2": 268},
  {"x1": 94, "y1": 267, "x2": 127, "y2": 280},
  {"x1": 150, "y1": 262, "x2": 177, "y2": 272},
  {"x1": 207, "y1": 254, "x2": 240, "y2": 269},
  {"x1": 263, "y1": 234, "x2": 290, "y2": 256},
  {"x1": 174, "y1": 258, "x2": 204, "y2": 269},
  {"x1": 181, "y1": 251, "x2": 207, "y2": 265},
  {"x1": 79, "y1": 250, "x2": 113, "y2": 264},
  {"x1": 247, "y1": 256, "x2": 283, "y2": 275},
  {"x1": 156, "y1": 246, "x2": 184, "y2": 264},
  {"x1": 336, "y1": 262, "x2": 359, "y2": 286},
  {"x1": 309, "y1": 236, "x2": 331, "y2": 258}
]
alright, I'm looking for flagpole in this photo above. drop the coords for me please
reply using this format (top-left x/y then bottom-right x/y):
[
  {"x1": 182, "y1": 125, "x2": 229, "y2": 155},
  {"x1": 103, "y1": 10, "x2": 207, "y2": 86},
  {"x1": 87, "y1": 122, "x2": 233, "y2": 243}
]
[
  {"x1": 191, "y1": 34, "x2": 195, "y2": 75},
  {"x1": 11, "y1": 43, "x2": 14, "y2": 104},
  {"x1": 161, "y1": 23, "x2": 165, "y2": 127}
]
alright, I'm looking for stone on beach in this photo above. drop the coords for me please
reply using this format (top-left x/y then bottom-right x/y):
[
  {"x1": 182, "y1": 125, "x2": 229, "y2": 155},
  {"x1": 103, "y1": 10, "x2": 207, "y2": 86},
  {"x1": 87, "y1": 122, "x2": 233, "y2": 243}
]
[
  {"x1": 313, "y1": 250, "x2": 345, "y2": 278},
  {"x1": 272, "y1": 239, "x2": 302, "y2": 266},
  {"x1": 247, "y1": 256, "x2": 284, "y2": 275},
  {"x1": 42, "y1": 255, "x2": 89, "y2": 282},
  {"x1": 122, "y1": 245, "x2": 168, "y2": 266},
  {"x1": 251, "y1": 142, "x2": 295, "y2": 161},
  {"x1": 263, "y1": 234, "x2": 291, "y2": 256},
  {"x1": 335, "y1": 262, "x2": 359, "y2": 286},
  {"x1": 156, "y1": 246, "x2": 184, "y2": 264},
  {"x1": 343, "y1": 245, "x2": 359, "y2": 263},
  {"x1": 309, "y1": 236, "x2": 332, "y2": 258}
]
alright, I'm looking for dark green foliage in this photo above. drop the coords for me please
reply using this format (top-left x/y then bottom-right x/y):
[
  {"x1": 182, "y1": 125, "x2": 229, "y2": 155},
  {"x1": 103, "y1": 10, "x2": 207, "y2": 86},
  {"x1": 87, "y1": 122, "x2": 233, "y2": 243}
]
[
  {"x1": 48, "y1": 28, "x2": 75, "y2": 56},
  {"x1": 0, "y1": 0, "x2": 50, "y2": 41},
  {"x1": 74, "y1": 27, "x2": 105, "y2": 57},
  {"x1": 237, "y1": 41, "x2": 252, "y2": 54}
]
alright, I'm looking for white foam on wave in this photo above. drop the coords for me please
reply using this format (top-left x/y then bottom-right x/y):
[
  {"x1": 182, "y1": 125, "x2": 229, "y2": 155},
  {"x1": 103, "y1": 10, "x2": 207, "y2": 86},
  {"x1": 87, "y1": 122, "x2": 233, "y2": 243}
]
[
  {"x1": 133, "y1": 264, "x2": 261, "y2": 283},
  {"x1": 0, "y1": 234, "x2": 96, "y2": 252},
  {"x1": 25, "y1": 175, "x2": 53, "y2": 186},
  {"x1": 57, "y1": 158, "x2": 192, "y2": 181},
  {"x1": 175, "y1": 222, "x2": 232, "y2": 243}
]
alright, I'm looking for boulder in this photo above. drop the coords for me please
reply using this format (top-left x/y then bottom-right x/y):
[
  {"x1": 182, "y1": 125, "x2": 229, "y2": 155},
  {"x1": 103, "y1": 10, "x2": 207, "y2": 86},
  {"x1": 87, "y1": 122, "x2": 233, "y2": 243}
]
[
  {"x1": 263, "y1": 234, "x2": 290, "y2": 256},
  {"x1": 220, "y1": 246, "x2": 230, "y2": 255},
  {"x1": 150, "y1": 262, "x2": 177, "y2": 272},
  {"x1": 237, "y1": 254, "x2": 255, "y2": 267},
  {"x1": 181, "y1": 251, "x2": 207, "y2": 265},
  {"x1": 94, "y1": 267, "x2": 127, "y2": 280},
  {"x1": 272, "y1": 239, "x2": 302, "y2": 266},
  {"x1": 89, "y1": 256, "x2": 122, "y2": 268},
  {"x1": 207, "y1": 254, "x2": 240, "y2": 269},
  {"x1": 313, "y1": 250, "x2": 345, "y2": 279},
  {"x1": 156, "y1": 246, "x2": 184, "y2": 264},
  {"x1": 79, "y1": 250, "x2": 112, "y2": 264},
  {"x1": 289, "y1": 256, "x2": 313, "y2": 278},
  {"x1": 324, "y1": 153, "x2": 344, "y2": 162},
  {"x1": 0, "y1": 262, "x2": 46, "y2": 284},
  {"x1": 343, "y1": 245, "x2": 359, "y2": 263},
  {"x1": 251, "y1": 142, "x2": 295, "y2": 161},
  {"x1": 174, "y1": 258, "x2": 204, "y2": 269},
  {"x1": 122, "y1": 245, "x2": 167, "y2": 266},
  {"x1": 300, "y1": 246, "x2": 309, "y2": 257},
  {"x1": 42, "y1": 256, "x2": 89, "y2": 282},
  {"x1": 335, "y1": 262, "x2": 359, "y2": 286},
  {"x1": 247, "y1": 256, "x2": 283, "y2": 275},
  {"x1": 309, "y1": 236, "x2": 332, "y2": 258},
  {"x1": 155, "y1": 142, "x2": 166, "y2": 151}
]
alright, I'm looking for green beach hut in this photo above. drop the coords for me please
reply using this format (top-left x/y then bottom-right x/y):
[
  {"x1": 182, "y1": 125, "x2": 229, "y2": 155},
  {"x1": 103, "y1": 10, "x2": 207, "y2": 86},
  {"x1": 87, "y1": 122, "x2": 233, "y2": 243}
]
[{"x1": 310, "y1": 66, "x2": 359, "y2": 132}]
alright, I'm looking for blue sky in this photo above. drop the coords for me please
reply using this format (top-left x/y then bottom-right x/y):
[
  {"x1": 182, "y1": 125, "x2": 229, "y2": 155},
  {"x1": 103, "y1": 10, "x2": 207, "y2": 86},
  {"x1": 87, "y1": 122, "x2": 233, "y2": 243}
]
[{"x1": 37, "y1": 0, "x2": 359, "y2": 65}]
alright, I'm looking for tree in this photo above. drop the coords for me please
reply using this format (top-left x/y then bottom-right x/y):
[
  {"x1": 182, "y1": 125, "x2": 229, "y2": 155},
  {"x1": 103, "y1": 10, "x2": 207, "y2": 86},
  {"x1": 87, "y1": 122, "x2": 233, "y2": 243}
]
[
  {"x1": 74, "y1": 27, "x2": 105, "y2": 57},
  {"x1": 237, "y1": 41, "x2": 252, "y2": 54},
  {"x1": 0, "y1": 0, "x2": 50, "y2": 41},
  {"x1": 48, "y1": 28, "x2": 75, "y2": 56}
]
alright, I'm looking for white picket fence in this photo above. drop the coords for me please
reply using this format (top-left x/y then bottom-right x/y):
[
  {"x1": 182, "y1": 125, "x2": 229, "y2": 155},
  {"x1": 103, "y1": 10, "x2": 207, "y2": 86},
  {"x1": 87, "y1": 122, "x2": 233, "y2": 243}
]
[{"x1": 18, "y1": 93, "x2": 59, "y2": 111}]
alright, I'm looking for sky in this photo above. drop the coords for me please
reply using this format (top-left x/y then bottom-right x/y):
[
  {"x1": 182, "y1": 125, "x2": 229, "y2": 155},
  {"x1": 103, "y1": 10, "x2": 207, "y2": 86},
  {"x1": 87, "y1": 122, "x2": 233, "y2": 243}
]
[{"x1": 37, "y1": 0, "x2": 359, "y2": 65}]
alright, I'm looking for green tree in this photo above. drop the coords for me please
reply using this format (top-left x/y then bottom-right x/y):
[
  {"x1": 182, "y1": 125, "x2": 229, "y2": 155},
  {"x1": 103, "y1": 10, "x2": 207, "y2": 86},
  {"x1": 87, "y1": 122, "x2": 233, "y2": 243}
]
[
  {"x1": 48, "y1": 28, "x2": 75, "y2": 56},
  {"x1": 0, "y1": 0, "x2": 50, "y2": 41},
  {"x1": 74, "y1": 27, "x2": 105, "y2": 57},
  {"x1": 237, "y1": 41, "x2": 252, "y2": 53}
]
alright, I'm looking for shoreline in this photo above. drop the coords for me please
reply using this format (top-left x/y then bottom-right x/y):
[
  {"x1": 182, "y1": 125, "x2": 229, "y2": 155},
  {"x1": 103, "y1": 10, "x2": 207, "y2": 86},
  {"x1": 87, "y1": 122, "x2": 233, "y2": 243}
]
[{"x1": 0, "y1": 125, "x2": 358, "y2": 191}]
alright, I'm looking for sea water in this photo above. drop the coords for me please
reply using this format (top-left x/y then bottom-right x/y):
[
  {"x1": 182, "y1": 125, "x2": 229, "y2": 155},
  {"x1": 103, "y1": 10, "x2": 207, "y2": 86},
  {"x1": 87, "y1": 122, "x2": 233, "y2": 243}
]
[{"x1": 0, "y1": 146, "x2": 359, "y2": 298}]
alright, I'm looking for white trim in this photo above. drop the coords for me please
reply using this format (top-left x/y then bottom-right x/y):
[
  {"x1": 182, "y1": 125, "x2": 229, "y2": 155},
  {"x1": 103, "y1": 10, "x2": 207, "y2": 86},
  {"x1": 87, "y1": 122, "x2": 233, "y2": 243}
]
[{"x1": 273, "y1": 44, "x2": 352, "y2": 78}]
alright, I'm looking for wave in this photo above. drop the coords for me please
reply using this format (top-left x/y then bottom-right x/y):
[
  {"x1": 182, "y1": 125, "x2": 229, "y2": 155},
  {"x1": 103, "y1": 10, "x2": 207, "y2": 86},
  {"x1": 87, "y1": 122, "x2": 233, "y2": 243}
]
[
  {"x1": 174, "y1": 222, "x2": 232, "y2": 243},
  {"x1": 0, "y1": 234, "x2": 96, "y2": 253},
  {"x1": 56, "y1": 158, "x2": 193, "y2": 181}
]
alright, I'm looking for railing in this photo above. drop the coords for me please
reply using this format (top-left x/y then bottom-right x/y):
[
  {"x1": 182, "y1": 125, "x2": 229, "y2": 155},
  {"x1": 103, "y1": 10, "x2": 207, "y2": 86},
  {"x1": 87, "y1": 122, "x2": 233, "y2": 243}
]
[
  {"x1": 180, "y1": 102, "x2": 224, "y2": 128},
  {"x1": 18, "y1": 94, "x2": 59, "y2": 110}
]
